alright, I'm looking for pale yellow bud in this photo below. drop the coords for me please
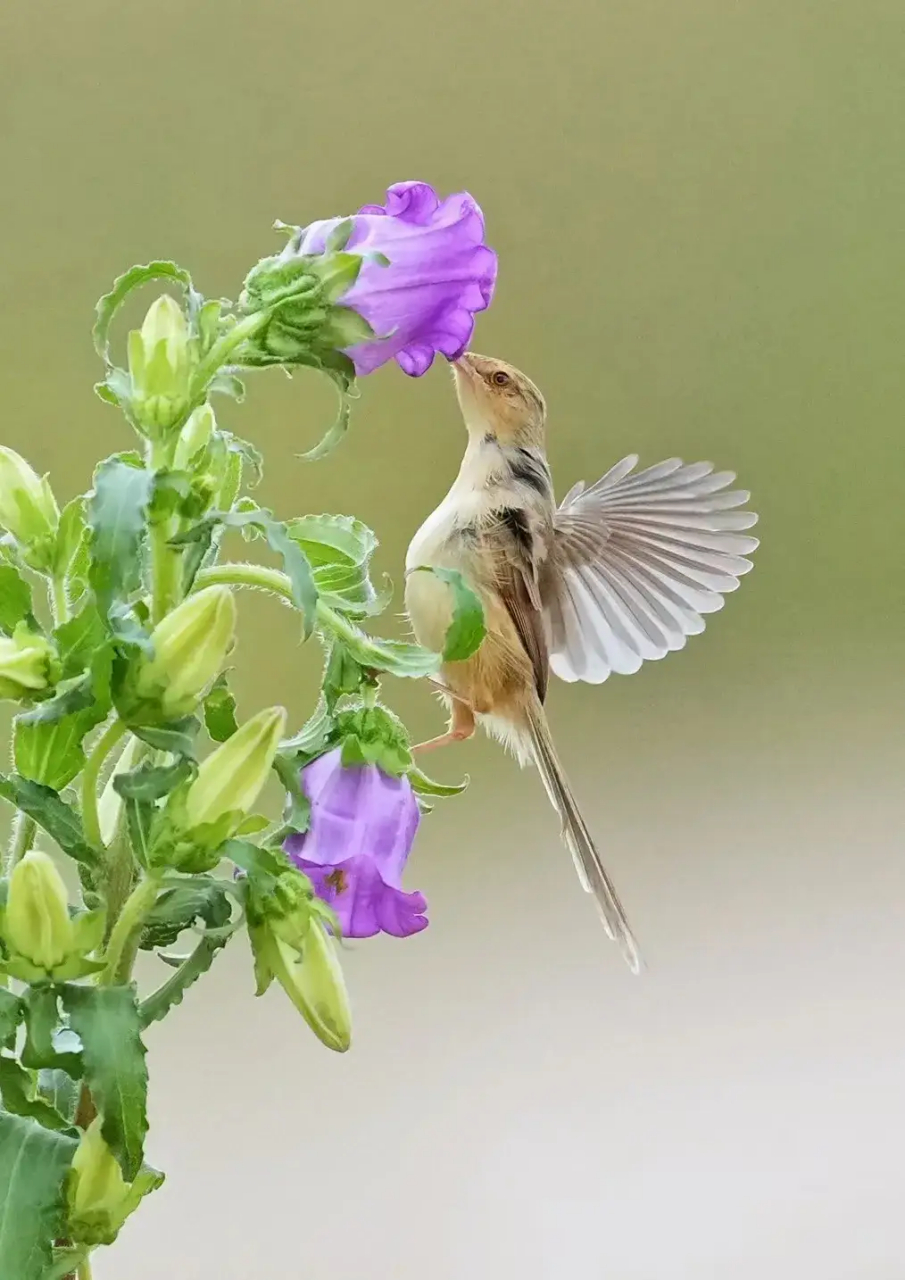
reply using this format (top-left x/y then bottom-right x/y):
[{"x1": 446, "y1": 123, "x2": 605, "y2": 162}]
[
  {"x1": 183, "y1": 705, "x2": 286, "y2": 831},
  {"x1": 135, "y1": 586, "x2": 236, "y2": 717}
]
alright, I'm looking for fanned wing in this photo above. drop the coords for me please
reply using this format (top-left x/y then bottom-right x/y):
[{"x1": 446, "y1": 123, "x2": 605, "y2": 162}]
[{"x1": 547, "y1": 455, "x2": 759, "y2": 684}]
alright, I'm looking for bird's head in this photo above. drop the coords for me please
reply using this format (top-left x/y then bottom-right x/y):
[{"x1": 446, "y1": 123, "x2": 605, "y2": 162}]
[{"x1": 451, "y1": 352, "x2": 546, "y2": 446}]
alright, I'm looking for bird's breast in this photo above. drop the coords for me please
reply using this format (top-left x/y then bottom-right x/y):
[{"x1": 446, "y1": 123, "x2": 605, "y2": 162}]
[{"x1": 405, "y1": 487, "x2": 490, "y2": 654}]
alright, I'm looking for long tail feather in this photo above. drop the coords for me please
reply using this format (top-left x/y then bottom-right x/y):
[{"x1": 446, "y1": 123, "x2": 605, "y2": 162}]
[{"x1": 527, "y1": 704, "x2": 642, "y2": 973}]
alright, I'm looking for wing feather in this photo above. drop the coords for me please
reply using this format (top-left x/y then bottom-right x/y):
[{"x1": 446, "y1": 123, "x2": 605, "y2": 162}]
[{"x1": 548, "y1": 457, "x2": 758, "y2": 685}]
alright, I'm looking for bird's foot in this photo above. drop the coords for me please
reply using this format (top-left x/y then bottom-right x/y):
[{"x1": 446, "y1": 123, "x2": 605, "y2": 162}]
[
  {"x1": 412, "y1": 725, "x2": 475, "y2": 754},
  {"x1": 412, "y1": 698, "x2": 476, "y2": 753}
]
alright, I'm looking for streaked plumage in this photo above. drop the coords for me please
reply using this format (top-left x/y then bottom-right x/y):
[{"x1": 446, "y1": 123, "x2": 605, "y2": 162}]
[{"x1": 404, "y1": 353, "x2": 759, "y2": 971}]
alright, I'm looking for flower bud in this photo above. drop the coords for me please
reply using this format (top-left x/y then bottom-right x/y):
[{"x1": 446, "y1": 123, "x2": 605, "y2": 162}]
[
  {"x1": 0, "y1": 625, "x2": 58, "y2": 701},
  {"x1": 184, "y1": 705, "x2": 286, "y2": 833},
  {"x1": 173, "y1": 403, "x2": 215, "y2": 471},
  {"x1": 3, "y1": 850, "x2": 74, "y2": 971},
  {"x1": 0, "y1": 447, "x2": 59, "y2": 566},
  {"x1": 252, "y1": 919, "x2": 351, "y2": 1052},
  {"x1": 68, "y1": 1117, "x2": 164, "y2": 1246},
  {"x1": 135, "y1": 586, "x2": 236, "y2": 718},
  {"x1": 127, "y1": 295, "x2": 194, "y2": 436}
]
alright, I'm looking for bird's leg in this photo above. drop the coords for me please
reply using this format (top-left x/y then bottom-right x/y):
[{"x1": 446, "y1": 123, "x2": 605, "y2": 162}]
[{"x1": 412, "y1": 697, "x2": 476, "y2": 754}]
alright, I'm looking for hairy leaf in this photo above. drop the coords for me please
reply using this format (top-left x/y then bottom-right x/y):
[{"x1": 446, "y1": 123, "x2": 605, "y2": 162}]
[
  {"x1": 93, "y1": 260, "x2": 193, "y2": 360},
  {"x1": 139, "y1": 937, "x2": 226, "y2": 1028},
  {"x1": 0, "y1": 1056, "x2": 78, "y2": 1134},
  {"x1": 203, "y1": 673, "x2": 238, "y2": 742},
  {"x1": 87, "y1": 457, "x2": 154, "y2": 624},
  {"x1": 61, "y1": 985, "x2": 148, "y2": 1180},
  {"x1": 0, "y1": 564, "x2": 34, "y2": 634},
  {"x1": 0, "y1": 1114, "x2": 79, "y2": 1280},
  {"x1": 0, "y1": 774, "x2": 98, "y2": 868}
]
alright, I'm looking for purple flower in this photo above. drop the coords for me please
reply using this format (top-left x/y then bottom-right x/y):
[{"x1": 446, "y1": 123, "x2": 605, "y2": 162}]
[
  {"x1": 295, "y1": 180, "x2": 497, "y2": 377},
  {"x1": 284, "y1": 748, "x2": 427, "y2": 939}
]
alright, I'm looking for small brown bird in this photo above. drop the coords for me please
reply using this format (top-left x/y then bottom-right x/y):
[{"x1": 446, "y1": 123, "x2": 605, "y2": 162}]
[{"x1": 404, "y1": 353, "x2": 759, "y2": 970}]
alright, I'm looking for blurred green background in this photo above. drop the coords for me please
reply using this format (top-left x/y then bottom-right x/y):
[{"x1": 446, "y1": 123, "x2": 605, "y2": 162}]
[{"x1": 2, "y1": 1, "x2": 904, "y2": 1276}]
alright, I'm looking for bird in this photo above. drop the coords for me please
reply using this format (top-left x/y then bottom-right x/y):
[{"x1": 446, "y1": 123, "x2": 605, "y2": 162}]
[{"x1": 403, "y1": 352, "x2": 759, "y2": 971}]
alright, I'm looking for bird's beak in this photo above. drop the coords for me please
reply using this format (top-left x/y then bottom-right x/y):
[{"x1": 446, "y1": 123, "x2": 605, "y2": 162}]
[{"x1": 452, "y1": 354, "x2": 476, "y2": 381}]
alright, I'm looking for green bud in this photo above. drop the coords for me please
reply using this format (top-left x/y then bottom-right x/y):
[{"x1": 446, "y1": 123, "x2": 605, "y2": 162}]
[
  {"x1": 0, "y1": 447, "x2": 59, "y2": 569},
  {"x1": 135, "y1": 585, "x2": 236, "y2": 718},
  {"x1": 251, "y1": 919, "x2": 351, "y2": 1052},
  {"x1": 173, "y1": 403, "x2": 216, "y2": 471},
  {"x1": 184, "y1": 705, "x2": 286, "y2": 833},
  {"x1": 0, "y1": 850, "x2": 105, "y2": 981},
  {"x1": 0, "y1": 624, "x2": 58, "y2": 701},
  {"x1": 68, "y1": 1117, "x2": 164, "y2": 1246},
  {"x1": 3, "y1": 850, "x2": 74, "y2": 970},
  {"x1": 127, "y1": 295, "x2": 194, "y2": 436}
]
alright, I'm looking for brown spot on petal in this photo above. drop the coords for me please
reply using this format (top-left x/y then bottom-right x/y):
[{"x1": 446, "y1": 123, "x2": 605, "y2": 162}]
[{"x1": 324, "y1": 869, "x2": 348, "y2": 896}]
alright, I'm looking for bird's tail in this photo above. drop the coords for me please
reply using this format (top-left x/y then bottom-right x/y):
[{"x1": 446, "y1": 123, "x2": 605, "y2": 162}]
[{"x1": 526, "y1": 702, "x2": 642, "y2": 973}]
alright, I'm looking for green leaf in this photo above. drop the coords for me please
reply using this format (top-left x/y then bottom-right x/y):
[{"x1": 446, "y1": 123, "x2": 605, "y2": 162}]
[
  {"x1": 297, "y1": 388, "x2": 352, "y2": 462},
  {"x1": 321, "y1": 640, "x2": 367, "y2": 710},
  {"x1": 13, "y1": 712, "x2": 101, "y2": 792},
  {"x1": 53, "y1": 496, "x2": 87, "y2": 579},
  {"x1": 54, "y1": 603, "x2": 108, "y2": 678},
  {"x1": 287, "y1": 513, "x2": 385, "y2": 617},
  {"x1": 128, "y1": 716, "x2": 199, "y2": 759},
  {"x1": 408, "y1": 764, "x2": 470, "y2": 798},
  {"x1": 139, "y1": 937, "x2": 225, "y2": 1028},
  {"x1": 21, "y1": 989, "x2": 82, "y2": 1078},
  {"x1": 61, "y1": 985, "x2": 148, "y2": 1180},
  {"x1": 140, "y1": 880, "x2": 232, "y2": 951},
  {"x1": 203, "y1": 673, "x2": 238, "y2": 742},
  {"x1": 113, "y1": 758, "x2": 195, "y2": 803},
  {"x1": 87, "y1": 457, "x2": 154, "y2": 625},
  {"x1": 271, "y1": 753, "x2": 311, "y2": 836},
  {"x1": 322, "y1": 620, "x2": 441, "y2": 680},
  {"x1": 37, "y1": 1069, "x2": 78, "y2": 1124},
  {"x1": 0, "y1": 1113, "x2": 79, "y2": 1280},
  {"x1": 0, "y1": 1056, "x2": 78, "y2": 1134},
  {"x1": 0, "y1": 564, "x2": 34, "y2": 634},
  {"x1": 124, "y1": 795, "x2": 154, "y2": 871},
  {"x1": 209, "y1": 371, "x2": 246, "y2": 403},
  {"x1": 0, "y1": 989, "x2": 23, "y2": 1047},
  {"x1": 175, "y1": 508, "x2": 318, "y2": 635},
  {"x1": 411, "y1": 565, "x2": 486, "y2": 662},
  {"x1": 0, "y1": 774, "x2": 98, "y2": 868},
  {"x1": 93, "y1": 260, "x2": 193, "y2": 360}
]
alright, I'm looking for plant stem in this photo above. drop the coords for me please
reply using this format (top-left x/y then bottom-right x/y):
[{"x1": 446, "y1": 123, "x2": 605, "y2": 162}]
[
  {"x1": 100, "y1": 874, "x2": 160, "y2": 985},
  {"x1": 192, "y1": 564, "x2": 361, "y2": 648},
  {"x1": 190, "y1": 311, "x2": 268, "y2": 394},
  {"x1": 80, "y1": 719, "x2": 128, "y2": 852},
  {"x1": 4, "y1": 812, "x2": 36, "y2": 873},
  {"x1": 150, "y1": 516, "x2": 181, "y2": 624},
  {"x1": 194, "y1": 561, "x2": 294, "y2": 602},
  {"x1": 50, "y1": 575, "x2": 70, "y2": 626},
  {"x1": 77, "y1": 1255, "x2": 93, "y2": 1280}
]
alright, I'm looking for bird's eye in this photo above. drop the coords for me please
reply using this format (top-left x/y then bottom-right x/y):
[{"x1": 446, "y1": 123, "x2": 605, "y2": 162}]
[{"x1": 491, "y1": 370, "x2": 511, "y2": 387}]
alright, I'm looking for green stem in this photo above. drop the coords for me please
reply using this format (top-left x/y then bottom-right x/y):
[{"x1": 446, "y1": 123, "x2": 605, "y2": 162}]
[
  {"x1": 80, "y1": 719, "x2": 128, "y2": 852},
  {"x1": 190, "y1": 311, "x2": 268, "y2": 394},
  {"x1": 50, "y1": 575, "x2": 70, "y2": 626},
  {"x1": 149, "y1": 439, "x2": 182, "y2": 625},
  {"x1": 101, "y1": 874, "x2": 160, "y2": 985},
  {"x1": 78, "y1": 1255, "x2": 93, "y2": 1280},
  {"x1": 4, "y1": 812, "x2": 36, "y2": 873},
  {"x1": 192, "y1": 564, "x2": 361, "y2": 648},
  {"x1": 150, "y1": 516, "x2": 181, "y2": 624},
  {"x1": 194, "y1": 562, "x2": 294, "y2": 602}
]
